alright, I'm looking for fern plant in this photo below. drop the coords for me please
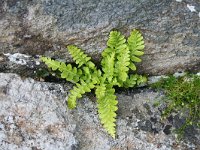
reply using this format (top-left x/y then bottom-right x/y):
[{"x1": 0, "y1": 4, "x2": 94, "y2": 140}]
[{"x1": 40, "y1": 29, "x2": 146, "y2": 138}]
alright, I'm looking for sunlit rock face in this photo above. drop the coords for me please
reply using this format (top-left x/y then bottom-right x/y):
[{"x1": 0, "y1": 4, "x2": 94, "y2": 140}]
[{"x1": 0, "y1": 0, "x2": 200, "y2": 75}]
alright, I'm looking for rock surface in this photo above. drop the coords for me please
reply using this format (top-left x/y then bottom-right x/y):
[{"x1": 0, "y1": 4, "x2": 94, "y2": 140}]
[
  {"x1": 0, "y1": 0, "x2": 200, "y2": 149},
  {"x1": 0, "y1": 73, "x2": 199, "y2": 150},
  {"x1": 0, "y1": 0, "x2": 200, "y2": 75}
]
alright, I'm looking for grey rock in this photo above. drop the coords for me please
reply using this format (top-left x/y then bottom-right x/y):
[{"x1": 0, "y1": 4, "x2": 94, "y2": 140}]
[
  {"x1": 0, "y1": 73, "x2": 77, "y2": 150},
  {"x1": 0, "y1": 0, "x2": 200, "y2": 75},
  {"x1": 0, "y1": 73, "x2": 199, "y2": 150},
  {"x1": 163, "y1": 125, "x2": 172, "y2": 135},
  {"x1": 138, "y1": 120, "x2": 153, "y2": 132}
]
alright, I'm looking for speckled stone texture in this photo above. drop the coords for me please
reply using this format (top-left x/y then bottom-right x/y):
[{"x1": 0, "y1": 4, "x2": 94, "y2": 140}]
[
  {"x1": 0, "y1": 0, "x2": 200, "y2": 75},
  {"x1": 0, "y1": 73, "x2": 199, "y2": 150}
]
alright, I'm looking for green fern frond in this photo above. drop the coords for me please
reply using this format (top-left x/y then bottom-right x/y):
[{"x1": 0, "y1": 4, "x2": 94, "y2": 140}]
[
  {"x1": 123, "y1": 74, "x2": 147, "y2": 88},
  {"x1": 123, "y1": 74, "x2": 138, "y2": 88},
  {"x1": 68, "y1": 79, "x2": 95, "y2": 109},
  {"x1": 60, "y1": 64, "x2": 82, "y2": 83},
  {"x1": 107, "y1": 31, "x2": 126, "y2": 49},
  {"x1": 40, "y1": 57, "x2": 82, "y2": 83},
  {"x1": 128, "y1": 29, "x2": 145, "y2": 52},
  {"x1": 80, "y1": 67, "x2": 92, "y2": 82},
  {"x1": 101, "y1": 48, "x2": 113, "y2": 57},
  {"x1": 103, "y1": 31, "x2": 130, "y2": 83},
  {"x1": 114, "y1": 44, "x2": 130, "y2": 82},
  {"x1": 67, "y1": 45, "x2": 95, "y2": 69},
  {"x1": 78, "y1": 67, "x2": 101, "y2": 85},
  {"x1": 136, "y1": 75, "x2": 147, "y2": 85},
  {"x1": 40, "y1": 57, "x2": 62, "y2": 71},
  {"x1": 130, "y1": 56, "x2": 142, "y2": 63},
  {"x1": 129, "y1": 63, "x2": 137, "y2": 71},
  {"x1": 96, "y1": 85, "x2": 118, "y2": 138},
  {"x1": 41, "y1": 29, "x2": 146, "y2": 138},
  {"x1": 128, "y1": 30, "x2": 145, "y2": 70},
  {"x1": 91, "y1": 69, "x2": 102, "y2": 85},
  {"x1": 101, "y1": 52, "x2": 115, "y2": 83},
  {"x1": 102, "y1": 31, "x2": 126, "y2": 59},
  {"x1": 95, "y1": 84, "x2": 106, "y2": 99}
]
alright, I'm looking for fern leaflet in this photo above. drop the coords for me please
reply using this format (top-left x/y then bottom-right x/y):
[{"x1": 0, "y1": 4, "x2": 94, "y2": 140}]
[{"x1": 67, "y1": 45, "x2": 95, "y2": 69}]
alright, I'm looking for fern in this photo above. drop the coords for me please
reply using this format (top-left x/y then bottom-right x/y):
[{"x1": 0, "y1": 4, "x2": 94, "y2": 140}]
[
  {"x1": 106, "y1": 31, "x2": 130, "y2": 83},
  {"x1": 114, "y1": 44, "x2": 130, "y2": 83},
  {"x1": 68, "y1": 79, "x2": 95, "y2": 109},
  {"x1": 40, "y1": 29, "x2": 146, "y2": 138},
  {"x1": 123, "y1": 74, "x2": 147, "y2": 88},
  {"x1": 96, "y1": 85, "x2": 118, "y2": 138},
  {"x1": 101, "y1": 31, "x2": 131, "y2": 87},
  {"x1": 40, "y1": 57, "x2": 82, "y2": 83},
  {"x1": 101, "y1": 52, "x2": 115, "y2": 83},
  {"x1": 67, "y1": 45, "x2": 95, "y2": 69},
  {"x1": 128, "y1": 29, "x2": 145, "y2": 71}
]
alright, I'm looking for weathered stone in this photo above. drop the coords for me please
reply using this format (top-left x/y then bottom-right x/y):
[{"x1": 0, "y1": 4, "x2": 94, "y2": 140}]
[
  {"x1": 163, "y1": 125, "x2": 172, "y2": 135},
  {"x1": 0, "y1": 0, "x2": 200, "y2": 75},
  {"x1": 138, "y1": 120, "x2": 153, "y2": 132},
  {"x1": 0, "y1": 73, "x2": 199, "y2": 149}
]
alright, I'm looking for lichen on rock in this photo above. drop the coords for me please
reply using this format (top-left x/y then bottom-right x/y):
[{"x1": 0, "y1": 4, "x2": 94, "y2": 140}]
[{"x1": 0, "y1": 73, "x2": 199, "y2": 150}]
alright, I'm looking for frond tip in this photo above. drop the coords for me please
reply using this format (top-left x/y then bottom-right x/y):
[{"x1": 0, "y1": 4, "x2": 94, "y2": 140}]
[{"x1": 67, "y1": 45, "x2": 95, "y2": 69}]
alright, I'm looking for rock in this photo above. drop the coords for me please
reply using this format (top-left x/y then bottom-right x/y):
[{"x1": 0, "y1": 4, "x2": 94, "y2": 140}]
[
  {"x1": 138, "y1": 120, "x2": 153, "y2": 132},
  {"x1": 0, "y1": 0, "x2": 200, "y2": 75},
  {"x1": 163, "y1": 125, "x2": 172, "y2": 135},
  {"x1": 0, "y1": 53, "x2": 41, "y2": 78},
  {"x1": 0, "y1": 73, "x2": 199, "y2": 150},
  {"x1": 0, "y1": 73, "x2": 77, "y2": 150}
]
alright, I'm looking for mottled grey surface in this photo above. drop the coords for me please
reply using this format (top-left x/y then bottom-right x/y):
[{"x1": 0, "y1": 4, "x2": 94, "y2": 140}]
[
  {"x1": 0, "y1": 73, "x2": 199, "y2": 150},
  {"x1": 0, "y1": 0, "x2": 200, "y2": 75}
]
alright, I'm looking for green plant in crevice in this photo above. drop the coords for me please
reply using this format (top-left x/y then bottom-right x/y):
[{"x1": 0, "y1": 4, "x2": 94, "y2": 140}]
[
  {"x1": 40, "y1": 30, "x2": 146, "y2": 138},
  {"x1": 152, "y1": 74, "x2": 200, "y2": 137}
]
